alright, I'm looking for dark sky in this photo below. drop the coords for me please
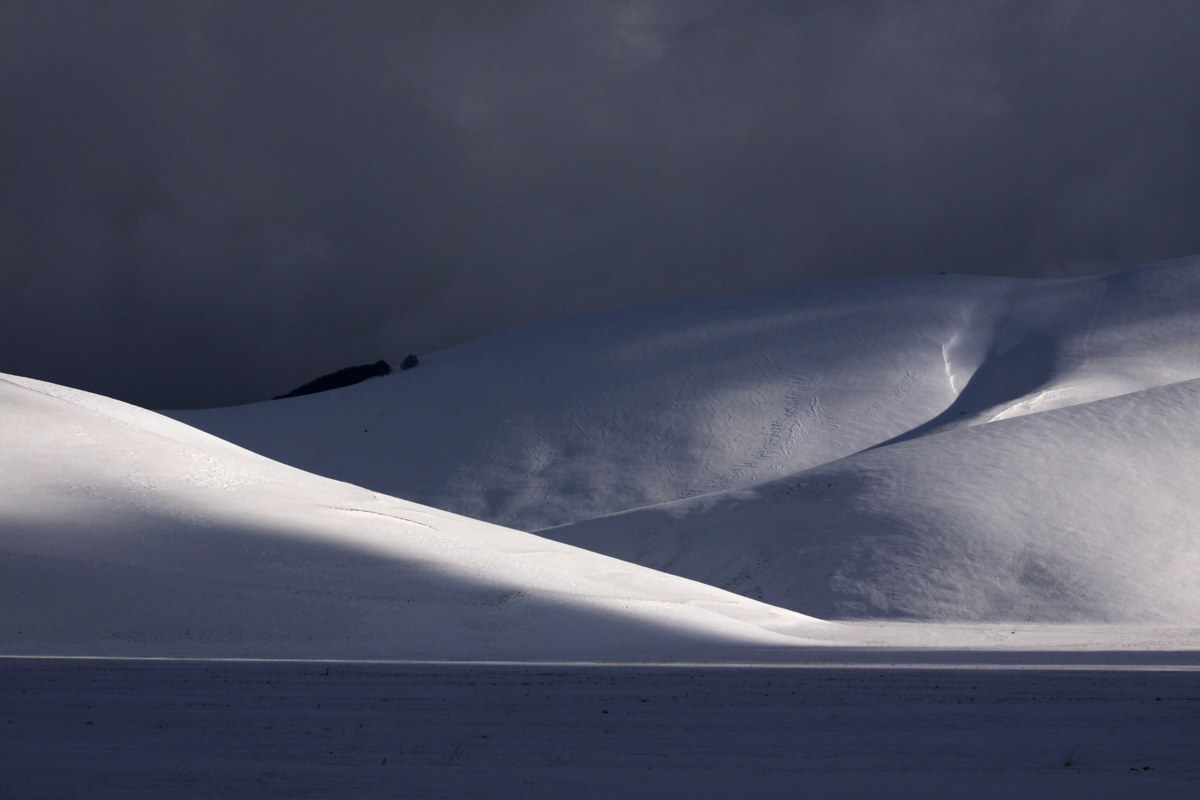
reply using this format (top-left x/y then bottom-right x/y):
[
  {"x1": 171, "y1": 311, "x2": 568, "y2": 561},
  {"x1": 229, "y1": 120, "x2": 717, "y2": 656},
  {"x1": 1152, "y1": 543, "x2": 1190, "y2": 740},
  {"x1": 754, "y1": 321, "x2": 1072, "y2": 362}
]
[{"x1": 3, "y1": 1, "x2": 1200, "y2": 409}]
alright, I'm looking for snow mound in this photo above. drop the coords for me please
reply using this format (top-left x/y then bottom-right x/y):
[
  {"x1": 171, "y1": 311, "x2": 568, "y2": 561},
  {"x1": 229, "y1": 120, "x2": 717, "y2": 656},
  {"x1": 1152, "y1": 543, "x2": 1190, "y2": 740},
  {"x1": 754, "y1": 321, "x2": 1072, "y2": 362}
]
[
  {"x1": 177, "y1": 257, "x2": 1200, "y2": 534},
  {"x1": 177, "y1": 273, "x2": 1013, "y2": 530},
  {"x1": 0, "y1": 374, "x2": 828, "y2": 658},
  {"x1": 173, "y1": 255, "x2": 1200, "y2": 623},
  {"x1": 550, "y1": 377, "x2": 1200, "y2": 622}
]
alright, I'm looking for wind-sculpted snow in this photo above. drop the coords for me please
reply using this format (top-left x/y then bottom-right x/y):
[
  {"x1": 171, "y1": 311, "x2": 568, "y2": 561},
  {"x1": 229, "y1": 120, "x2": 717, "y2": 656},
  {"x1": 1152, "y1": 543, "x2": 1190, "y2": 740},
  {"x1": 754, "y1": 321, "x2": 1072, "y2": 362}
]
[
  {"x1": 0, "y1": 374, "x2": 832, "y2": 657},
  {"x1": 877, "y1": 255, "x2": 1200, "y2": 442},
  {"x1": 177, "y1": 274, "x2": 1017, "y2": 530},
  {"x1": 178, "y1": 258, "x2": 1200, "y2": 530},
  {"x1": 550, "y1": 377, "x2": 1200, "y2": 622},
  {"x1": 173, "y1": 255, "x2": 1200, "y2": 623}
]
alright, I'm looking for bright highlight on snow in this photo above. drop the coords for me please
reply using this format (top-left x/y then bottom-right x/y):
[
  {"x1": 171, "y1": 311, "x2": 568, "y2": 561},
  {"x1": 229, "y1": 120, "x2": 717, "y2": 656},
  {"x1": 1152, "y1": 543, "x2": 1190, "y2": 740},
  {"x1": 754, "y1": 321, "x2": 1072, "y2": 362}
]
[
  {"x1": 4, "y1": 256, "x2": 1200, "y2": 658},
  {"x1": 0, "y1": 372, "x2": 834, "y2": 658},
  {"x1": 177, "y1": 255, "x2": 1200, "y2": 628}
]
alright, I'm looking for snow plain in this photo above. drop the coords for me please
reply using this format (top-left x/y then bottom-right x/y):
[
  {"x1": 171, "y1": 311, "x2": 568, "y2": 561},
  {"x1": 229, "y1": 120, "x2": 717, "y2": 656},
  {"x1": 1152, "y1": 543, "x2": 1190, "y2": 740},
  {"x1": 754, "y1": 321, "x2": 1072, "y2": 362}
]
[
  {"x1": 3, "y1": 658, "x2": 1198, "y2": 799},
  {"x1": 6, "y1": 256, "x2": 1200, "y2": 796}
]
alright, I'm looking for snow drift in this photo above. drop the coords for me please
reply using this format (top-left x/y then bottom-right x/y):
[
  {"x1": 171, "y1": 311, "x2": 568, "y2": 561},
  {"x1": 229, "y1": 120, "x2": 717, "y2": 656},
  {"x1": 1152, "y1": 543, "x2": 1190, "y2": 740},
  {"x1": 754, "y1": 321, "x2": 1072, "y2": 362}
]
[
  {"x1": 551, "y1": 377, "x2": 1200, "y2": 621},
  {"x1": 176, "y1": 256, "x2": 1200, "y2": 623},
  {"x1": 0, "y1": 374, "x2": 828, "y2": 657}
]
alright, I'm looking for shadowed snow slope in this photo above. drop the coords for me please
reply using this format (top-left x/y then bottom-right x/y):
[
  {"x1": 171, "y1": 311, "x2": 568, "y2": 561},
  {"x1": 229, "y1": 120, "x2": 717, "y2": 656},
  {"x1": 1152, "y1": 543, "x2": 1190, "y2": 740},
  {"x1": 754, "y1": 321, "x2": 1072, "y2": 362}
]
[
  {"x1": 550, "y1": 377, "x2": 1200, "y2": 622},
  {"x1": 176, "y1": 273, "x2": 1016, "y2": 530},
  {"x1": 0, "y1": 374, "x2": 831, "y2": 658},
  {"x1": 174, "y1": 257, "x2": 1200, "y2": 622}
]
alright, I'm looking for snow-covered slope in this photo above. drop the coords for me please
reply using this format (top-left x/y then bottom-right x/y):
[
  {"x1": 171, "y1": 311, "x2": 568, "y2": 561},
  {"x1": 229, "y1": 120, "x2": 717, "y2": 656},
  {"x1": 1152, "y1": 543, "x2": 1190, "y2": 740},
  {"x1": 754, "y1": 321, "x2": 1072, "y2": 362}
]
[
  {"x1": 175, "y1": 273, "x2": 1019, "y2": 531},
  {"x1": 550, "y1": 376, "x2": 1200, "y2": 622},
  {"x1": 177, "y1": 258, "x2": 1200, "y2": 533},
  {"x1": 545, "y1": 258, "x2": 1200, "y2": 622},
  {"x1": 0, "y1": 373, "x2": 832, "y2": 658},
  {"x1": 173, "y1": 256, "x2": 1200, "y2": 622}
]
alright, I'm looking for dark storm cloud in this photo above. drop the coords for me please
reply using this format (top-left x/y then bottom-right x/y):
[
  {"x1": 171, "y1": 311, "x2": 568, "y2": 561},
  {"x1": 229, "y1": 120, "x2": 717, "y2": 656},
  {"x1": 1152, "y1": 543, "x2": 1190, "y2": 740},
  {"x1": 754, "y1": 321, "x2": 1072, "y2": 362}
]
[{"x1": 3, "y1": 1, "x2": 1200, "y2": 407}]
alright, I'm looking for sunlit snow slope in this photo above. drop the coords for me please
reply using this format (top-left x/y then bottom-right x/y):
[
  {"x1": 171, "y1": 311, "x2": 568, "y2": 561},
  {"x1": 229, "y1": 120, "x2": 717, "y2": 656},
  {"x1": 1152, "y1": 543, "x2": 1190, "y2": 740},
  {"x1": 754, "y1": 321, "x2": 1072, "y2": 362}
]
[
  {"x1": 176, "y1": 256, "x2": 1200, "y2": 623},
  {"x1": 0, "y1": 374, "x2": 828, "y2": 657},
  {"x1": 179, "y1": 273, "x2": 1017, "y2": 530}
]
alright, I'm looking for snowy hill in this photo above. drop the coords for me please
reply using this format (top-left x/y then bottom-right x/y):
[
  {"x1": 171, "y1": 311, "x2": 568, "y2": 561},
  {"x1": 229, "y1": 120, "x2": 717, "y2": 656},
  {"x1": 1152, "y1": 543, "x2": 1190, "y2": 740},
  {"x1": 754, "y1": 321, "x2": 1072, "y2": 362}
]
[
  {"x1": 175, "y1": 256, "x2": 1200, "y2": 623},
  {"x1": 0, "y1": 373, "x2": 834, "y2": 658},
  {"x1": 176, "y1": 272, "x2": 1016, "y2": 531},
  {"x1": 551, "y1": 376, "x2": 1200, "y2": 622}
]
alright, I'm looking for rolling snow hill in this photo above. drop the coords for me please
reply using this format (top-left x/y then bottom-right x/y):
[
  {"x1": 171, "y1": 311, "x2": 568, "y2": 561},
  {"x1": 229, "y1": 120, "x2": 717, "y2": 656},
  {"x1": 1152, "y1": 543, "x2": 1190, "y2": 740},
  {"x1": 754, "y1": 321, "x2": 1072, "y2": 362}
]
[
  {"x1": 174, "y1": 256, "x2": 1200, "y2": 623},
  {"x1": 550, "y1": 376, "x2": 1200, "y2": 621},
  {"x1": 0, "y1": 373, "x2": 834, "y2": 658}
]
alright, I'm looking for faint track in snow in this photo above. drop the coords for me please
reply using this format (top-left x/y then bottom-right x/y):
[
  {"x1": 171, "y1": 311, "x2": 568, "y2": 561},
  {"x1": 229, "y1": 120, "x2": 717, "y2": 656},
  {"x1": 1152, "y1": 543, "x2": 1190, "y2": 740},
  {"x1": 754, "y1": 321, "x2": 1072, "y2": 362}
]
[
  {"x1": 327, "y1": 506, "x2": 437, "y2": 529},
  {"x1": 941, "y1": 335, "x2": 962, "y2": 394},
  {"x1": 682, "y1": 372, "x2": 816, "y2": 499}
]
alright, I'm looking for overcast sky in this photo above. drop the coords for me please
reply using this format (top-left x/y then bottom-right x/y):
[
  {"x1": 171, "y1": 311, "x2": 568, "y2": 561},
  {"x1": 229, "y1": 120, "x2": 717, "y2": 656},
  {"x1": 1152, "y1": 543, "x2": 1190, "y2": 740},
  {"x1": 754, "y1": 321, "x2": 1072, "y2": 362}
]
[{"x1": 3, "y1": 1, "x2": 1200, "y2": 408}]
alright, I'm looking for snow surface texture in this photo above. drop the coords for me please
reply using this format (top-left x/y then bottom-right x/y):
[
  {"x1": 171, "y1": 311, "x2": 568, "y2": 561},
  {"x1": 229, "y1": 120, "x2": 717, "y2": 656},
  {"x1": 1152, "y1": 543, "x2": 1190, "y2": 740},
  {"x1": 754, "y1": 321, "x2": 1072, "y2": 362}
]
[
  {"x1": 7, "y1": 365, "x2": 1197, "y2": 658},
  {"x1": 0, "y1": 373, "x2": 840, "y2": 658},
  {"x1": 6, "y1": 660, "x2": 1199, "y2": 799},
  {"x1": 177, "y1": 256, "x2": 1200, "y2": 624}
]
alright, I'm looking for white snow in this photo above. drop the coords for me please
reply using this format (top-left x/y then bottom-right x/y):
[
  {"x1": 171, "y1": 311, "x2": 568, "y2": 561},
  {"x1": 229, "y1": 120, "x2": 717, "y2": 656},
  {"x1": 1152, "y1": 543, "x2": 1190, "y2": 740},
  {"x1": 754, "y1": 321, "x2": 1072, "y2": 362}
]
[
  {"x1": 0, "y1": 372, "x2": 833, "y2": 659},
  {"x1": 176, "y1": 273, "x2": 1017, "y2": 531},
  {"x1": 9, "y1": 368, "x2": 1195, "y2": 657},
  {"x1": 7, "y1": 256, "x2": 1200, "y2": 796},
  {"x1": 174, "y1": 255, "x2": 1200, "y2": 625},
  {"x1": 551, "y1": 376, "x2": 1200, "y2": 622}
]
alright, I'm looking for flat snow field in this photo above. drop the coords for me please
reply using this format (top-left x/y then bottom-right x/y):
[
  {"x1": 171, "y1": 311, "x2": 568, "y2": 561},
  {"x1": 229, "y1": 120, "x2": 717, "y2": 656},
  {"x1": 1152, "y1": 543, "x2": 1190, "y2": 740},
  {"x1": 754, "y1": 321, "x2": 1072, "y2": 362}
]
[{"x1": 2, "y1": 658, "x2": 1199, "y2": 799}]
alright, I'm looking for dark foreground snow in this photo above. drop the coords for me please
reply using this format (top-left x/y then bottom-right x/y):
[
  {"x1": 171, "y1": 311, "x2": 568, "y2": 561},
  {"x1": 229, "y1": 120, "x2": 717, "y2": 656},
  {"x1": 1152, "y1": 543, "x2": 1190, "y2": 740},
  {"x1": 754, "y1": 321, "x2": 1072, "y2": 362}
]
[{"x1": 2, "y1": 658, "x2": 1198, "y2": 799}]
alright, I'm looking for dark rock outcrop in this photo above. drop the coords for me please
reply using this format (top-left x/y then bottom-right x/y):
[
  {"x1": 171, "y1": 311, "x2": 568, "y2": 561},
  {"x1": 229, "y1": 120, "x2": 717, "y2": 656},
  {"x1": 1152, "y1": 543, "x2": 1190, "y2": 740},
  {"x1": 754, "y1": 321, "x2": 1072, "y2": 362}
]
[{"x1": 274, "y1": 360, "x2": 391, "y2": 400}]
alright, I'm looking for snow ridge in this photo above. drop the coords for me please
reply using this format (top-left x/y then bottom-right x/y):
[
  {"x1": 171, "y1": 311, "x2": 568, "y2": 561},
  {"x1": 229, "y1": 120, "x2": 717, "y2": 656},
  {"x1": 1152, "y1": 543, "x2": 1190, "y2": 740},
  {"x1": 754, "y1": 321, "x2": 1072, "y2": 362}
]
[
  {"x1": 0, "y1": 374, "x2": 832, "y2": 658},
  {"x1": 172, "y1": 255, "x2": 1200, "y2": 623}
]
